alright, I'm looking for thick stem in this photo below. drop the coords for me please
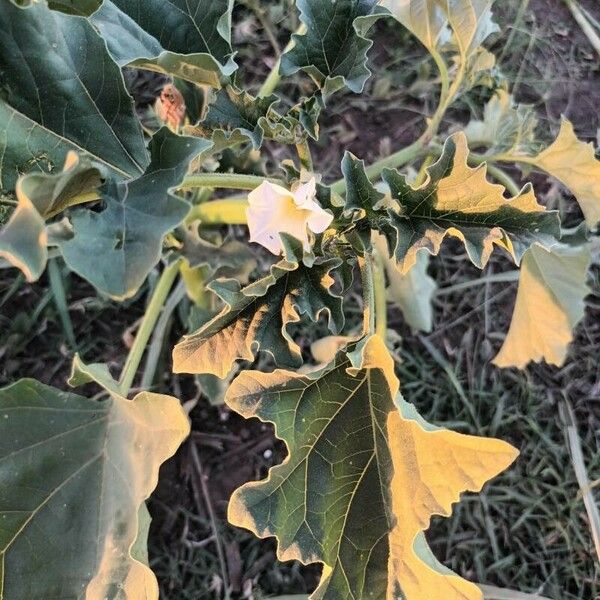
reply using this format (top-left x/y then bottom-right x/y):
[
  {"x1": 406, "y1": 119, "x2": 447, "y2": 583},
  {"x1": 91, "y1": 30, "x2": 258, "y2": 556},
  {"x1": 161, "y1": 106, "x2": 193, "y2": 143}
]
[
  {"x1": 118, "y1": 259, "x2": 181, "y2": 396},
  {"x1": 358, "y1": 254, "x2": 376, "y2": 336},
  {"x1": 257, "y1": 23, "x2": 307, "y2": 97},
  {"x1": 372, "y1": 249, "x2": 387, "y2": 339},
  {"x1": 181, "y1": 172, "x2": 282, "y2": 191},
  {"x1": 140, "y1": 280, "x2": 187, "y2": 390}
]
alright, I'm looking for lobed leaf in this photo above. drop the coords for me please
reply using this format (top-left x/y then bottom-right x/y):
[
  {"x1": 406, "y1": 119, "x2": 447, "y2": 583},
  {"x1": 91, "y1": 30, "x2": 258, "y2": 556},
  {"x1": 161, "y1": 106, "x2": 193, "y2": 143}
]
[
  {"x1": 0, "y1": 378, "x2": 189, "y2": 599},
  {"x1": 380, "y1": 133, "x2": 560, "y2": 273},
  {"x1": 226, "y1": 336, "x2": 518, "y2": 599},
  {"x1": 58, "y1": 128, "x2": 210, "y2": 299},
  {"x1": 90, "y1": 0, "x2": 236, "y2": 88},
  {"x1": 280, "y1": 0, "x2": 386, "y2": 97},
  {"x1": 493, "y1": 243, "x2": 591, "y2": 369},
  {"x1": 0, "y1": 0, "x2": 147, "y2": 190},
  {"x1": 173, "y1": 241, "x2": 343, "y2": 377},
  {"x1": 523, "y1": 119, "x2": 600, "y2": 229}
]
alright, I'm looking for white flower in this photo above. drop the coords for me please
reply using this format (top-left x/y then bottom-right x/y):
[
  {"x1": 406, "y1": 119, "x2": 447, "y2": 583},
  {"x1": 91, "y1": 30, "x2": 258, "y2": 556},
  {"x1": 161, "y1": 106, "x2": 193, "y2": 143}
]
[{"x1": 246, "y1": 178, "x2": 333, "y2": 255}]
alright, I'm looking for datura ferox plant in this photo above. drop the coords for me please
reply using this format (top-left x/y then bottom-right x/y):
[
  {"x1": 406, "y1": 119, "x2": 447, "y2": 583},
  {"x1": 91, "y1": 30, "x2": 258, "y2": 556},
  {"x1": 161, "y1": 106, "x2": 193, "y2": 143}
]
[{"x1": 0, "y1": 0, "x2": 597, "y2": 598}]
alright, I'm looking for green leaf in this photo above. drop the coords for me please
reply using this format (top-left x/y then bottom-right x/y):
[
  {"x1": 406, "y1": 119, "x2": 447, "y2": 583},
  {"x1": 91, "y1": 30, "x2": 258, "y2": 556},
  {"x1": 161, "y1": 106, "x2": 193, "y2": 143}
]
[
  {"x1": 493, "y1": 243, "x2": 591, "y2": 369},
  {"x1": 173, "y1": 241, "x2": 343, "y2": 377},
  {"x1": 181, "y1": 227, "x2": 257, "y2": 281},
  {"x1": 15, "y1": 152, "x2": 104, "y2": 219},
  {"x1": 11, "y1": 0, "x2": 102, "y2": 15},
  {"x1": 0, "y1": 378, "x2": 189, "y2": 599},
  {"x1": 280, "y1": 0, "x2": 386, "y2": 97},
  {"x1": 68, "y1": 353, "x2": 121, "y2": 395},
  {"x1": 380, "y1": 133, "x2": 561, "y2": 273},
  {"x1": 0, "y1": 1, "x2": 147, "y2": 190},
  {"x1": 0, "y1": 195, "x2": 47, "y2": 282},
  {"x1": 58, "y1": 128, "x2": 210, "y2": 299},
  {"x1": 463, "y1": 90, "x2": 539, "y2": 155},
  {"x1": 226, "y1": 336, "x2": 518, "y2": 599},
  {"x1": 90, "y1": 0, "x2": 236, "y2": 88},
  {"x1": 199, "y1": 87, "x2": 280, "y2": 150},
  {"x1": 374, "y1": 233, "x2": 436, "y2": 332}
]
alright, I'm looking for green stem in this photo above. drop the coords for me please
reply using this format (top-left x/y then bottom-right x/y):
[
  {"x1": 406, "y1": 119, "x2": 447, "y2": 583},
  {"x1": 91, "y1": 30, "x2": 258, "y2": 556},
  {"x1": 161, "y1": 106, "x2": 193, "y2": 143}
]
[
  {"x1": 140, "y1": 280, "x2": 187, "y2": 390},
  {"x1": 330, "y1": 138, "x2": 426, "y2": 195},
  {"x1": 258, "y1": 23, "x2": 307, "y2": 97},
  {"x1": 118, "y1": 259, "x2": 181, "y2": 396},
  {"x1": 181, "y1": 172, "x2": 282, "y2": 191},
  {"x1": 564, "y1": 0, "x2": 600, "y2": 57},
  {"x1": 296, "y1": 139, "x2": 314, "y2": 171},
  {"x1": 358, "y1": 254, "x2": 376, "y2": 336},
  {"x1": 0, "y1": 198, "x2": 18, "y2": 207},
  {"x1": 372, "y1": 249, "x2": 387, "y2": 338},
  {"x1": 187, "y1": 198, "x2": 249, "y2": 225}
]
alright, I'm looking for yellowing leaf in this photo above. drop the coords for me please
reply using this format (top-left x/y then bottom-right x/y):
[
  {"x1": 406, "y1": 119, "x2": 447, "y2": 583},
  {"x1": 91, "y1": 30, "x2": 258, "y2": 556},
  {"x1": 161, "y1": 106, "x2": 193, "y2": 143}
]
[
  {"x1": 381, "y1": 133, "x2": 560, "y2": 273},
  {"x1": 226, "y1": 336, "x2": 518, "y2": 599},
  {"x1": 0, "y1": 378, "x2": 190, "y2": 599},
  {"x1": 15, "y1": 151, "x2": 104, "y2": 219},
  {"x1": 525, "y1": 119, "x2": 600, "y2": 229},
  {"x1": 0, "y1": 195, "x2": 47, "y2": 281},
  {"x1": 382, "y1": 0, "x2": 498, "y2": 58},
  {"x1": 493, "y1": 243, "x2": 591, "y2": 369},
  {"x1": 173, "y1": 240, "x2": 343, "y2": 377}
]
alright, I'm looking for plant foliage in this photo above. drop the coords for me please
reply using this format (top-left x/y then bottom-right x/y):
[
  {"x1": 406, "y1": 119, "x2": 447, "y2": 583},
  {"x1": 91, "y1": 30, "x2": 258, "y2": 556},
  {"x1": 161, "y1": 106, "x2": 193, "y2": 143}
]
[{"x1": 0, "y1": 0, "x2": 598, "y2": 598}]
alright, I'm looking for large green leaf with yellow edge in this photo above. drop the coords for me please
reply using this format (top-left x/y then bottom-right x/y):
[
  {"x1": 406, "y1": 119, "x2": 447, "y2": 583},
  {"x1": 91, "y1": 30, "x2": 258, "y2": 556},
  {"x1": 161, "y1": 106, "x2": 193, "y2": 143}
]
[
  {"x1": 280, "y1": 0, "x2": 386, "y2": 97},
  {"x1": 173, "y1": 239, "x2": 343, "y2": 377},
  {"x1": 58, "y1": 128, "x2": 210, "y2": 300},
  {"x1": 226, "y1": 336, "x2": 518, "y2": 599},
  {"x1": 90, "y1": 0, "x2": 236, "y2": 89},
  {"x1": 0, "y1": 378, "x2": 189, "y2": 599},
  {"x1": 493, "y1": 243, "x2": 591, "y2": 369},
  {"x1": 0, "y1": 0, "x2": 147, "y2": 190},
  {"x1": 518, "y1": 119, "x2": 600, "y2": 229},
  {"x1": 379, "y1": 133, "x2": 560, "y2": 273}
]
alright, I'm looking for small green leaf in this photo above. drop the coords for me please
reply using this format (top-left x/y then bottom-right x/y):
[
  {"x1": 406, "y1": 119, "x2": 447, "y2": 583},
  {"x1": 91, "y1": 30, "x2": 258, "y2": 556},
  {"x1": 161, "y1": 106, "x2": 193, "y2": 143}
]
[
  {"x1": 68, "y1": 353, "x2": 121, "y2": 395},
  {"x1": 0, "y1": 196, "x2": 47, "y2": 282},
  {"x1": 15, "y1": 152, "x2": 104, "y2": 219},
  {"x1": 493, "y1": 243, "x2": 591, "y2": 369},
  {"x1": 0, "y1": 1, "x2": 147, "y2": 190},
  {"x1": 90, "y1": 0, "x2": 236, "y2": 88},
  {"x1": 0, "y1": 378, "x2": 189, "y2": 599},
  {"x1": 380, "y1": 133, "x2": 560, "y2": 273},
  {"x1": 173, "y1": 242, "x2": 343, "y2": 377},
  {"x1": 463, "y1": 90, "x2": 539, "y2": 155},
  {"x1": 59, "y1": 128, "x2": 210, "y2": 299},
  {"x1": 374, "y1": 233, "x2": 436, "y2": 332},
  {"x1": 280, "y1": 0, "x2": 386, "y2": 97},
  {"x1": 181, "y1": 227, "x2": 257, "y2": 281},
  {"x1": 199, "y1": 87, "x2": 280, "y2": 150},
  {"x1": 226, "y1": 336, "x2": 518, "y2": 599}
]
